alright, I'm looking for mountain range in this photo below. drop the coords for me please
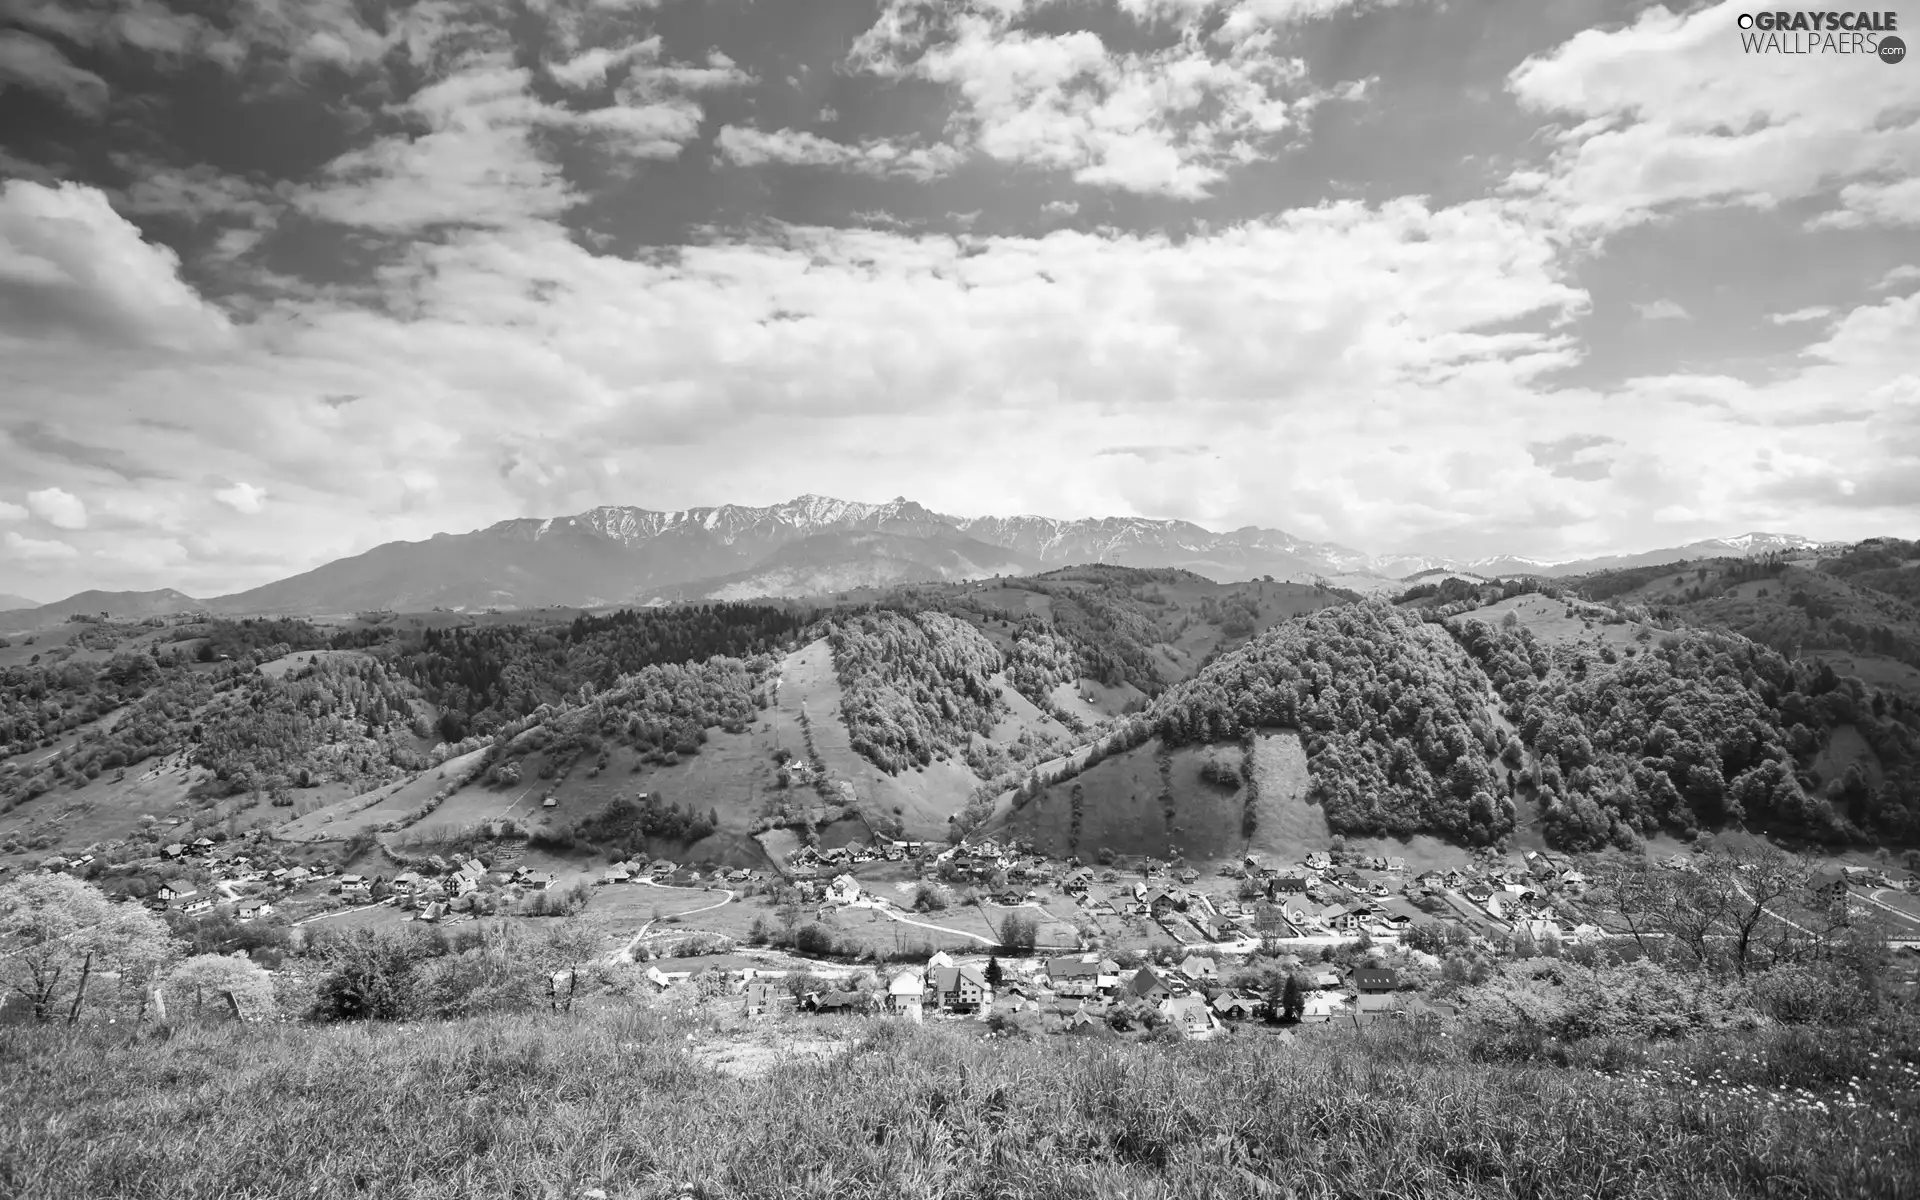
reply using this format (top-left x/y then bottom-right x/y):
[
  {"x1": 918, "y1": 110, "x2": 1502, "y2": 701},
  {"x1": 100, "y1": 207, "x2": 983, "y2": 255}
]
[{"x1": 0, "y1": 494, "x2": 1843, "y2": 628}]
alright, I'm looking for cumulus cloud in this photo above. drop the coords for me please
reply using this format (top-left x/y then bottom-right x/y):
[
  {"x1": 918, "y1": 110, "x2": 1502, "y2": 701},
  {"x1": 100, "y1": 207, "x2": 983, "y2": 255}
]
[
  {"x1": 0, "y1": 499, "x2": 26, "y2": 521},
  {"x1": 26, "y1": 486, "x2": 87, "y2": 529},
  {"x1": 1506, "y1": 2, "x2": 1920, "y2": 234},
  {"x1": 213, "y1": 482, "x2": 268, "y2": 514},
  {"x1": 846, "y1": 1, "x2": 1369, "y2": 198},
  {"x1": 3, "y1": 530, "x2": 78, "y2": 561},
  {"x1": 0, "y1": 179, "x2": 235, "y2": 350}
]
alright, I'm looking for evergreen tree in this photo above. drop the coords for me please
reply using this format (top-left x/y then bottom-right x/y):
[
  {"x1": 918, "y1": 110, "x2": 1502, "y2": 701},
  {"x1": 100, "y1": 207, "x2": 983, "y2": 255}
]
[{"x1": 984, "y1": 957, "x2": 1003, "y2": 986}]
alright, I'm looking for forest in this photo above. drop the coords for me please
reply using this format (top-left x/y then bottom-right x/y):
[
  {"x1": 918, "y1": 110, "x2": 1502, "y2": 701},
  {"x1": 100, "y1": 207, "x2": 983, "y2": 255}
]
[
  {"x1": 1146, "y1": 601, "x2": 1514, "y2": 845},
  {"x1": 828, "y1": 610, "x2": 1006, "y2": 774},
  {"x1": 391, "y1": 604, "x2": 811, "y2": 741}
]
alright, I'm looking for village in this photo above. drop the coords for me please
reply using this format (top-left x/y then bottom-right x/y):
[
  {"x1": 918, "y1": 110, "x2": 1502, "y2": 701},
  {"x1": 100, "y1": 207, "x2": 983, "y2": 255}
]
[{"x1": 18, "y1": 809, "x2": 1920, "y2": 1041}]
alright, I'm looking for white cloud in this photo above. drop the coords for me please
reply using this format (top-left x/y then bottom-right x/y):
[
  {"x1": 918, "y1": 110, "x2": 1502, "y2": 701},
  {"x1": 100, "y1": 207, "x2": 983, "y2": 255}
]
[
  {"x1": 0, "y1": 30, "x2": 110, "y2": 115},
  {"x1": 847, "y1": 2, "x2": 1366, "y2": 198},
  {"x1": 1506, "y1": 2, "x2": 1920, "y2": 234},
  {"x1": 3, "y1": 530, "x2": 77, "y2": 561},
  {"x1": 26, "y1": 486, "x2": 87, "y2": 529},
  {"x1": 1768, "y1": 306, "x2": 1834, "y2": 325},
  {"x1": 716, "y1": 126, "x2": 964, "y2": 181},
  {"x1": 1633, "y1": 299, "x2": 1690, "y2": 321},
  {"x1": 0, "y1": 179, "x2": 236, "y2": 350},
  {"x1": 1879, "y1": 265, "x2": 1920, "y2": 290},
  {"x1": 213, "y1": 482, "x2": 268, "y2": 514},
  {"x1": 0, "y1": 499, "x2": 25, "y2": 521}
]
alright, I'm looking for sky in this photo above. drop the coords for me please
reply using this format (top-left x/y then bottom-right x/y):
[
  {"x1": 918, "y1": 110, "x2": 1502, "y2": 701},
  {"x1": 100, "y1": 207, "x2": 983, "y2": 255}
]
[{"x1": 0, "y1": 0, "x2": 1916, "y2": 602}]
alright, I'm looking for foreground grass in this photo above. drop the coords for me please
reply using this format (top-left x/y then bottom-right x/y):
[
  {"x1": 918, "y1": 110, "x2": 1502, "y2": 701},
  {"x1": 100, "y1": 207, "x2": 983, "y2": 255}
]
[{"x1": 4, "y1": 1009, "x2": 1917, "y2": 1200}]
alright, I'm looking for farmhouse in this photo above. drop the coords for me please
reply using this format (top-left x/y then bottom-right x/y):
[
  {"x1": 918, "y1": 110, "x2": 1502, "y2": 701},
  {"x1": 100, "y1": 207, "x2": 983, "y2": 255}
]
[
  {"x1": 1159, "y1": 994, "x2": 1220, "y2": 1038},
  {"x1": 158, "y1": 881, "x2": 196, "y2": 902},
  {"x1": 929, "y1": 965, "x2": 989, "y2": 1013},
  {"x1": 1353, "y1": 967, "x2": 1397, "y2": 994},
  {"x1": 887, "y1": 969, "x2": 926, "y2": 1020},
  {"x1": 1126, "y1": 966, "x2": 1177, "y2": 1005}
]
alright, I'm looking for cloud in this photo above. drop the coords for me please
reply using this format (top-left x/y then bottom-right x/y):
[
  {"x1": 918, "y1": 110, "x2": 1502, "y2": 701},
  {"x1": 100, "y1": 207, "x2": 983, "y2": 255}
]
[
  {"x1": 1879, "y1": 265, "x2": 1920, "y2": 291},
  {"x1": 3, "y1": 531, "x2": 78, "y2": 561},
  {"x1": 0, "y1": 29, "x2": 111, "y2": 115},
  {"x1": 213, "y1": 482, "x2": 268, "y2": 514},
  {"x1": 0, "y1": 180, "x2": 236, "y2": 351},
  {"x1": 295, "y1": 60, "x2": 576, "y2": 233},
  {"x1": 0, "y1": 499, "x2": 25, "y2": 521},
  {"x1": 846, "y1": 1, "x2": 1369, "y2": 198},
  {"x1": 1768, "y1": 306, "x2": 1835, "y2": 325},
  {"x1": 26, "y1": 486, "x2": 87, "y2": 529},
  {"x1": 1506, "y1": 2, "x2": 1920, "y2": 234},
  {"x1": 715, "y1": 126, "x2": 964, "y2": 180},
  {"x1": 1633, "y1": 299, "x2": 1690, "y2": 321}
]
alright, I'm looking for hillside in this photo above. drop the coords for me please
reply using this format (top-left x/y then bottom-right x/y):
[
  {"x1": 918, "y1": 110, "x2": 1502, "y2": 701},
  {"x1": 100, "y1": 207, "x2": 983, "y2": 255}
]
[{"x1": 641, "y1": 530, "x2": 1043, "y2": 603}]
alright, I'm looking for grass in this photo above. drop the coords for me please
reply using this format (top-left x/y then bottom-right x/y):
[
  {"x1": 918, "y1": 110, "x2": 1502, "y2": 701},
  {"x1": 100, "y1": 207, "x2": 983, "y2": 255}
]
[{"x1": 4, "y1": 1008, "x2": 1916, "y2": 1199}]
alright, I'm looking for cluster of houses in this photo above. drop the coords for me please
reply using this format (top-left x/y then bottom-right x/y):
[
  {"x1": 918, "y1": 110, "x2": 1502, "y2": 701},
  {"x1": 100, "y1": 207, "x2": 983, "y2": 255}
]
[
  {"x1": 599, "y1": 858, "x2": 765, "y2": 888},
  {"x1": 700, "y1": 949, "x2": 1440, "y2": 1037}
]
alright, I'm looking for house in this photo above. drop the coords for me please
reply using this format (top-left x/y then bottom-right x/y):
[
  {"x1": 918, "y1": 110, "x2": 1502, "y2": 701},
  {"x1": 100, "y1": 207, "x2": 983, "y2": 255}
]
[
  {"x1": 1175, "y1": 955, "x2": 1219, "y2": 984},
  {"x1": 744, "y1": 982, "x2": 784, "y2": 1019},
  {"x1": 342, "y1": 878, "x2": 372, "y2": 898},
  {"x1": 1300, "y1": 991, "x2": 1347, "y2": 1021},
  {"x1": 827, "y1": 874, "x2": 861, "y2": 905},
  {"x1": 1127, "y1": 966, "x2": 1177, "y2": 1004},
  {"x1": 163, "y1": 844, "x2": 187, "y2": 859},
  {"x1": 1305, "y1": 852, "x2": 1332, "y2": 871},
  {"x1": 191, "y1": 838, "x2": 215, "y2": 853},
  {"x1": 392, "y1": 871, "x2": 423, "y2": 893},
  {"x1": 520, "y1": 872, "x2": 556, "y2": 891},
  {"x1": 930, "y1": 966, "x2": 989, "y2": 1012},
  {"x1": 1319, "y1": 903, "x2": 1364, "y2": 932},
  {"x1": 1159, "y1": 994, "x2": 1220, "y2": 1037},
  {"x1": 1046, "y1": 955, "x2": 1119, "y2": 998},
  {"x1": 283, "y1": 867, "x2": 312, "y2": 885},
  {"x1": 1212, "y1": 993, "x2": 1267, "y2": 1021},
  {"x1": 805, "y1": 991, "x2": 868, "y2": 1014},
  {"x1": 887, "y1": 970, "x2": 926, "y2": 1020},
  {"x1": 1308, "y1": 969, "x2": 1342, "y2": 990},
  {"x1": 158, "y1": 881, "x2": 196, "y2": 902},
  {"x1": 417, "y1": 901, "x2": 448, "y2": 922},
  {"x1": 180, "y1": 896, "x2": 215, "y2": 915},
  {"x1": 1353, "y1": 967, "x2": 1397, "y2": 994},
  {"x1": 1062, "y1": 867, "x2": 1095, "y2": 894},
  {"x1": 602, "y1": 864, "x2": 632, "y2": 885},
  {"x1": 1269, "y1": 873, "x2": 1309, "y2": 895},
  {"x1": 541, "y1": 797, "x2": 557, "y2": 809},
  {"x1": 237, "y1": 901, "x2": 274, "y2": 921},
  {"x1": 1385, "y1": 857, "x2": 1406, "y2": 873}
]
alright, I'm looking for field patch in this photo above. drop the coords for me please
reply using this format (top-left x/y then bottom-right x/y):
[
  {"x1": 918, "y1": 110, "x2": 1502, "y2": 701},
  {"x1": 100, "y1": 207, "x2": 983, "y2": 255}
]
[{"x1": 1244, "y1": 729, "x2": 1326, "y2": 863}]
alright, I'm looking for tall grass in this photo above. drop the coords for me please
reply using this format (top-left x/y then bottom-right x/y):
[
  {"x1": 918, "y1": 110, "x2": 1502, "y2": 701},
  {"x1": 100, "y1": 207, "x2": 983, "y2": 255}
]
[{"x1": 3, "y1": 1010, "x2": 1915, "y2": 1199}]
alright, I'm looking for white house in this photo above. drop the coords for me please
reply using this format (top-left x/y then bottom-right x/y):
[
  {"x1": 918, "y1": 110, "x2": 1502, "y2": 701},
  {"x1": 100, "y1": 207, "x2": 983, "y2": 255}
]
[{"x1": 887, "y1": 969, "x2": 926, "y2": 1022}]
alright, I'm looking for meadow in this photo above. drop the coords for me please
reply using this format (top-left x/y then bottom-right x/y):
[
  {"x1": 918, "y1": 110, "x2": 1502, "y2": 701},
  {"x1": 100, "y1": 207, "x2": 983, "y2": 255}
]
[{"x1": 3, "y1": 1006, "x2": 1916, "y2": 1199}]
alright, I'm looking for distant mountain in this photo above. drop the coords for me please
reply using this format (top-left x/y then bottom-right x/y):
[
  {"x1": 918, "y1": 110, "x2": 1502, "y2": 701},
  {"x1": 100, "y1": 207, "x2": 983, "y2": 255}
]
[
  {"x1": 951, "y1": 514, "x2": 1374, "y2": 580},
  {"x1": 0, "y1": 593, "x2": 39, "y2": 611},
  {"x1": 1534, "y1": 533, "x2": 1829, "y2": 578},
  {"x1": 641, "y1": 530, "x2": 1044, "y2": 603},
  {"x1": 0, "y1": 588, "x2": 203, "y2": 632},
  {"x1": 7, "y1": 495, "x2": 1858, "y2": 620}
]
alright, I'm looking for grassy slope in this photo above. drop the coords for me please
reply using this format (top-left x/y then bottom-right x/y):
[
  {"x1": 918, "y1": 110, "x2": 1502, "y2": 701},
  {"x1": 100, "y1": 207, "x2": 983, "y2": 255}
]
[
  {"x1": 776, "y1": 637, "x2": 976, "y2": 841},
  {"x1": 3, "y1": 1010, "x2": 1913, "y2": 1200}
]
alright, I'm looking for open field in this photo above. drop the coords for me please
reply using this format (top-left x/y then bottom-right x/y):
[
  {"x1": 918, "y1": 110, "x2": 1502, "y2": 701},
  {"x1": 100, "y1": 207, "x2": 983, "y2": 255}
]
[
  {"x1": 6, "y1": 1007, "x2": 1912, "y2": 1200},
  {"x1": 255, "y1": 648, "x2": 373, "y2": 680},
  {"x1": 273, "y1": 748, "x2": 493, "y2": 843}
]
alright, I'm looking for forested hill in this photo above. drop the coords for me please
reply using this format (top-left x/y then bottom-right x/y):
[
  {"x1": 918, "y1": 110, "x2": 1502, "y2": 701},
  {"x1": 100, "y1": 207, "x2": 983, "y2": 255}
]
[{"x1": 1128, "y1": 599, "x2": 1920, "y2": 850}]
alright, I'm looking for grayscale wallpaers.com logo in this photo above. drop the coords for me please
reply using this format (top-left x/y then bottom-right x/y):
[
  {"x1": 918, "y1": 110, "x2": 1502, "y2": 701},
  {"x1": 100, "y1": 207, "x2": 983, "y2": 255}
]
[{"x1": 1735, "y1": 10, "x2": 1905, "y2": 60}]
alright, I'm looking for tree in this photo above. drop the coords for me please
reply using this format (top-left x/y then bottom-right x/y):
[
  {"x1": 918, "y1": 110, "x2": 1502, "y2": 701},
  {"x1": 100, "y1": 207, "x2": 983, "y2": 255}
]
[
  {"x1": 0, "y1": 873, "x2": 176, "y2": 1022},
  {"x1": 998, "y1": 911, "x2": 1038, "y2": 954},
  {"x1": 984, "y1": 956, "x2": 1004, "y2": 986},
  {"x1": 1278, "y1": 973, "x2": 1305, "y2": 1023},
  {"x1": 162, "y1": 953, "x2": 276, "y2": 1020}
]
